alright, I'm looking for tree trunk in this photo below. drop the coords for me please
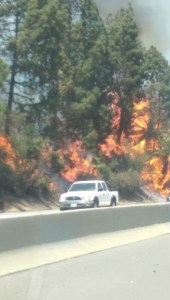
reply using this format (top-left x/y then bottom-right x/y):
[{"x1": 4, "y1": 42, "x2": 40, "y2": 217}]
[{"x1": 4, "y1": 13, "x2": 19, "y2": 135}]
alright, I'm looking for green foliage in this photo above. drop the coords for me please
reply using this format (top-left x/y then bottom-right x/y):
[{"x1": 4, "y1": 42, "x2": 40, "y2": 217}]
[
  {"x1": 0, "y1": 59, "x2": 8, "y2": 88},
  {"x1": 143, "y1": 46, "x2": 169, "y2": 83},
  {"x1": 152, "y1": 135, "x2": 170, "y2": 158},
  {"x1": 0, "y1": 0, "x2": 28, "y2": 111},
  {"x1": 97, "y1": 163, "x2": 112, "y2": 181},
  {"x1": 51, "y1": 152, "x2": 65, "y2": 172},
  {"x1": 94, "y1": 153, "x2": 145, "y2": 196},
  {"x1": 107, "y1": 4, "x2": 144, "y2": 96},
  {"x1": 11, "y1": 125, "x2": 48, "y2": 160},
  {"x1": 109, "y1": 170, "x2": 140, "y2": 195},
  {"x1": 95, "y1": 104, "x2": 112, "y2": 141},
  {"x1": 0, "y1": 103, "x2": 7, "y2": 132},
  {"x1": 110, "y1": 154, "x2": 147, "y2": 173},
  {"x1": 0, "y1": 161, "x2": 26, "y2": 200},
  {"x1": 26, "y1": 174, "x2": 50, "y2": 196},
  {"x1": 56, "y1": 0, "x2": 112, "y2": 141},
  {"x1": 143, "y1": 46, "x2": 170, "y2": 134},
  {"x1": 82, "y1": 127, "x2": 98, "y2": 151},
  {"x1": 0, "y1": 162, "x2": 21, "y2": 196},
  {"x1": 106, "y1": 4, "x2": 144, "y2": 141},
  {"x1": 0, "y1": 154, "x2": 50, "y2": 198}
]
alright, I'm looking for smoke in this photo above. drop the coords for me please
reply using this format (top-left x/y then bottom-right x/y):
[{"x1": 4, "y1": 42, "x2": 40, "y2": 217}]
[{"x1": 95, "y1": 0, "x2": 170, "y2": 62}]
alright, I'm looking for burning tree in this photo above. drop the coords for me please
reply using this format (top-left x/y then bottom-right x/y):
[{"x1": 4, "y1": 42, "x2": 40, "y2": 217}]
[
  {"x1": 99, "y1": 91, "x2": 170, "y2": 196},
  {"x1": 107, "y1": 4, "x2": 144, "y2": 142}
]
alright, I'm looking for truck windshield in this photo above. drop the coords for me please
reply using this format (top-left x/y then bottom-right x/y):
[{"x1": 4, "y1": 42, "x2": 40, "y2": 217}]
[{"x1": 69, "y1": 183, "x2": 96, "y2": 191}]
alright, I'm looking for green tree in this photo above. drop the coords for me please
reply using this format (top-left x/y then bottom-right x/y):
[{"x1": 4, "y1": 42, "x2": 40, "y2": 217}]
[
  {"x1": 18, "y1": 0, "x2": 71, "y2": 141},
  {"x1": 0, "y1": 0, "x2": 28, "y2": 134},
  {"x1": 18, "y1": 0, "x2": 112, "y2": 148},
  {"x1": 107, "y1": 4, "x2": 144, "y2": 142},
  {"x1": 60, "y1": 0, "x2": 112, "y2": 146},
  {"x1": 143, "y1": 46, "x2": 170, "y2": 135}
]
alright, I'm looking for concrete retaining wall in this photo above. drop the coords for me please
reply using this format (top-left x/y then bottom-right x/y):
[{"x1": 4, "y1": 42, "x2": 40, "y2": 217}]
[{"x1": 0, "y1": 203, "x2": 170, "y2": 276}]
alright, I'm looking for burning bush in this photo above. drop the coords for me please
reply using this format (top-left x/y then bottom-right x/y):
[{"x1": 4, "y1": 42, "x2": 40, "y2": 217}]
[
  {"x1": 57, "y1": 140, "x2": 98, "y2": 182},
  {"x1": 0, "y1": 133, "x2": 51, "y2": 199}
]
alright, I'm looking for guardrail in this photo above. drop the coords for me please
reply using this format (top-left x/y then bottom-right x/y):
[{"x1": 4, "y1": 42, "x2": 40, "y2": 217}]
[{"x1": 0, "y1": 203, "x2": 170, "y2": 276}]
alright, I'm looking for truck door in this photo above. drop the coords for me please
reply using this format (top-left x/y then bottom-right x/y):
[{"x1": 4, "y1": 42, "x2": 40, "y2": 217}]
[
  {"x1": 101, "y1": 182, "x2": 110, "y2": 205},
  {"x1": 97, "y1": 182, "x2": 105, "y2": 206}
]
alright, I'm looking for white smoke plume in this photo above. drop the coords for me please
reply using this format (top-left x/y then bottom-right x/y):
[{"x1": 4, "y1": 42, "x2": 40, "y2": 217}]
[{"x1": 95, "y1": 0, "x2": 170, "y2": 62}]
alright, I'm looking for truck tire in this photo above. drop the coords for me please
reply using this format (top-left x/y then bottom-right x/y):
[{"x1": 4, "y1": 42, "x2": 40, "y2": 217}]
[
  {"x1": 110, "y1": 196, "x2": 116, "y2": 206},
  {"x1": 60, "y1": 207, "x2": 65, "y2": 211},
  {"x1": 93, "y1": 198, "x2": 99, "y2": 208}
]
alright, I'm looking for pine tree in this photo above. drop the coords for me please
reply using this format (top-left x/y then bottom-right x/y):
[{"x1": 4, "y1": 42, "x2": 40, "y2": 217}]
[
  {"x1": 143, "y1": 46, "x2": 170, "y2": 134},
  {"x1": 107, "y1": 4, "x2": 144, "y2": 142},
  {"x1": 18, "y1": 0, "x2": 72, "y2": 140},
  {"x1": 60, "y1": 0, "x2": 112, "y2": 146},
  {"x1": 18, "y1": 0, "x2": 112, "y2": 147},
  {"x1": 0, "y1": 0, "x2": 27, "y2": 134}
]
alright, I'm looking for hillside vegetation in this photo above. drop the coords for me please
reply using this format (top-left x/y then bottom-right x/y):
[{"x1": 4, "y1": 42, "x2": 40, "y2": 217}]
[{"x1": 0, "y1": 1, "x2": 170, "y2": 209}]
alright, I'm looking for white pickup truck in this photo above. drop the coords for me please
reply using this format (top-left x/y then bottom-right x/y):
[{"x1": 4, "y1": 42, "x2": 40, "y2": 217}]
[{"x1": 59, "y1": 180, "x2": 119, "y2": 210}]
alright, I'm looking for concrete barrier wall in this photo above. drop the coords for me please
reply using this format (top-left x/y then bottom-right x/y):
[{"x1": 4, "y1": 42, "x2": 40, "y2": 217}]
[
  {"x1": 0, "y1": 203, "x2": 170, "y2": 252},
  {"x1": 0, "y1": 203, "x2": 170, "y2": 275}
]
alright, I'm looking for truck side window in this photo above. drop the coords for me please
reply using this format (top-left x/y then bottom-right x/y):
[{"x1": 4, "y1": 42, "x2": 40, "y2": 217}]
[
  {"x1": 97, "y1": 183, "x2": 103, "y2": 192},
  {"x1": 101, "y1": 182, "x2": 107, "y2": 191}
]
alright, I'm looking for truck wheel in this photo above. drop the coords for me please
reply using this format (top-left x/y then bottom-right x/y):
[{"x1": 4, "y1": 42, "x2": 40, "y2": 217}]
[
  {"x1": 110, "y1": 197, "x2": 116, "y2": 206},
  {"x1": 93, "y1": 198, "x2": 99, "y2": 208}
]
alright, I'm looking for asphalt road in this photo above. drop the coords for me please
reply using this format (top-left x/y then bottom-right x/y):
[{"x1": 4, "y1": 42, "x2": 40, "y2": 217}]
[{"x1": 1, "y1": 234, "x2": 170, "y2": 300}]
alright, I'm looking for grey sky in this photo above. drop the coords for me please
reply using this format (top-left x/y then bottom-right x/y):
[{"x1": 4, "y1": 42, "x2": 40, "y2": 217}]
[{"x1": 95, "y1": 0, "x2": 170, "y2": 62}]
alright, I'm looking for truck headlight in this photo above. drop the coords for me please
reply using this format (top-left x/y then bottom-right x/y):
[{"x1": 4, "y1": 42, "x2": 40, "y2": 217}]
[{"x1": 59, "y1": 196, "x2": 65, "y2": 202}]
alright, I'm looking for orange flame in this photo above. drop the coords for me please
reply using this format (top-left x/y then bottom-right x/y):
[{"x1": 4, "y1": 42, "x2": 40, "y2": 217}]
[
  {"x1": 99, "y1": 96, "x2": 170, "y2": 196},
  {"x1": 0, "y1": 135, "x2": 16, "y2": 169},
  {"x1": 99, "y1": 134, "x2": 126, "y2": 157},
  {"x1": 141, "y1": 155, "x2": 170, "y2": 195},
  {"x1": 129, "y1": 98, "x2": 159, "y2": 154},
  {"x1": 57, "y1": 140, "x2": 98, "y2": 182},
  {"x1": 108, "y1": 92, "x2": 122, "y2": 129}
]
